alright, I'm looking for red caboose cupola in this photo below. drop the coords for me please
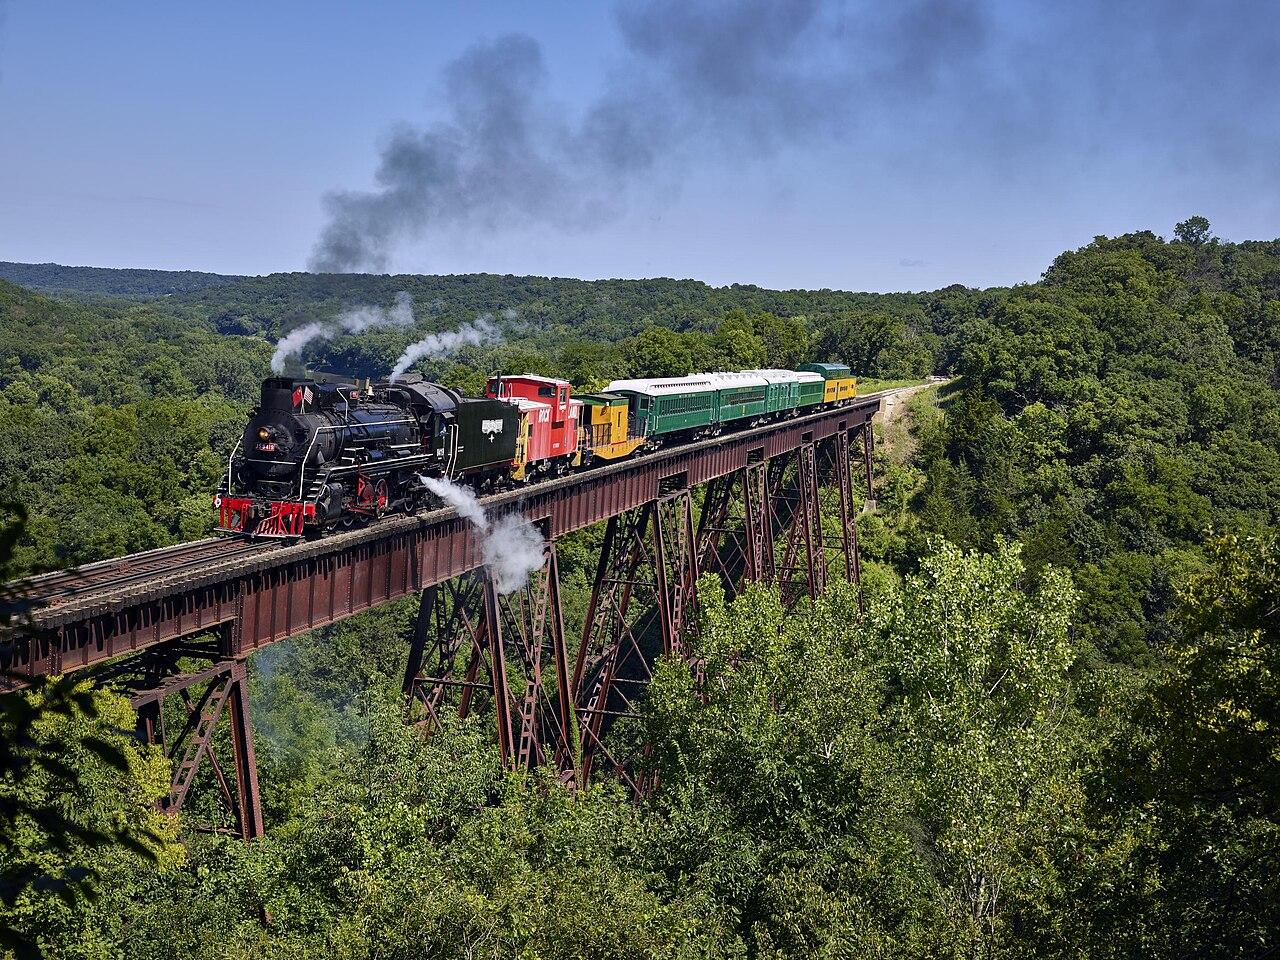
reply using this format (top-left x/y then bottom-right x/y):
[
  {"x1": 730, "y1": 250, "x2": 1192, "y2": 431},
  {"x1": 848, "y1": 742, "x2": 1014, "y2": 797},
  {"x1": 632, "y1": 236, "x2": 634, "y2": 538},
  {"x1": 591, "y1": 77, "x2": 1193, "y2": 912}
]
[{"x1": 486, "y1": 374, "x2": 571, "y2": 420}]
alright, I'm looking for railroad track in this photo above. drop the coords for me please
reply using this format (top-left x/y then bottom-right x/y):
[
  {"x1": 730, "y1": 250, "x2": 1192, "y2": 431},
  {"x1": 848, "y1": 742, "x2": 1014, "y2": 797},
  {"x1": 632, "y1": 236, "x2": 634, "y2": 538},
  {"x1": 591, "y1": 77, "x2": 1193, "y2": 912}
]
[{"x1": 7, "y1": 537, "x2": 274, "y2": 611}]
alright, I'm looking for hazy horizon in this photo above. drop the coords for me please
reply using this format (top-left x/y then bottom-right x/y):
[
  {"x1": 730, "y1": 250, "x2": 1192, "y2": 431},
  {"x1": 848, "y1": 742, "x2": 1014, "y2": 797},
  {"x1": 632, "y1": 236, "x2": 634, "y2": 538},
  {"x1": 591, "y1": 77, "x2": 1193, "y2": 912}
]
[{"x1": 1, "y1": 253, "x2": 1020, "y2": 294}]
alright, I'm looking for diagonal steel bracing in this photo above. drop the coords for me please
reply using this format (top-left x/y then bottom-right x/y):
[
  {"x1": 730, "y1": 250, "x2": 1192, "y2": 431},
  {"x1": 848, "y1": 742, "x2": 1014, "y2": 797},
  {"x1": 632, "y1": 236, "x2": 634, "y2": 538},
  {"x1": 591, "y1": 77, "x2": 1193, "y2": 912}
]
[
  {"x1": 131, "y1": 654, "x2": 263, "y2": 840},
  {"x1": 571, "y1": 490, "x2": 699, "y2": 793},
  {"x1": 403, "y1": 541, "x2": 576, "y2": 779}
]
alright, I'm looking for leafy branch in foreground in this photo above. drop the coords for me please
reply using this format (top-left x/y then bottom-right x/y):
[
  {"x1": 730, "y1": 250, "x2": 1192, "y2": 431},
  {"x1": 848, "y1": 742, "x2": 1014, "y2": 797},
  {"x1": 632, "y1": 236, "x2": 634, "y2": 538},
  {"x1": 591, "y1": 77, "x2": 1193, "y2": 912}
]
[{"x1": 0, "y1": 505, "x2": 175, "y2": 960}]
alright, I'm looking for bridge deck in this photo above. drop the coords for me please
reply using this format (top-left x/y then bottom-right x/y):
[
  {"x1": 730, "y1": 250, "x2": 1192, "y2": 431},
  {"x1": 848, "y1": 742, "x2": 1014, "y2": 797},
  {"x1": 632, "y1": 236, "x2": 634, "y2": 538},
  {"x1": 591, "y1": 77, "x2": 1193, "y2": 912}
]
[{"x1": 2, "y1": 391, "x2": 890, "y2": 687}]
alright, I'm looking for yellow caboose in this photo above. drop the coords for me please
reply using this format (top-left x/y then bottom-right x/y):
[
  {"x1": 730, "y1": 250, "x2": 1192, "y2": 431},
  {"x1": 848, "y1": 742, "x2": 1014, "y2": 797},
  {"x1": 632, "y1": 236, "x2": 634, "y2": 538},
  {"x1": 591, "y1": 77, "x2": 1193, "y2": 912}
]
[{"x1": 578, "y1": 392, "x2": 645, "y2": 462}]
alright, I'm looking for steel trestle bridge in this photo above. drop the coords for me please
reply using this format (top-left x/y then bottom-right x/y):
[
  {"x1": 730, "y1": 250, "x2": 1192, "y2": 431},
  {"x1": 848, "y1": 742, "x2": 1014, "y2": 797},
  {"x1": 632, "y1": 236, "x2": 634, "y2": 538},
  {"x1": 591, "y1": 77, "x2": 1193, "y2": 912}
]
[{"x1": 3, "y1": 389, "x2": 899, "y2": 839}]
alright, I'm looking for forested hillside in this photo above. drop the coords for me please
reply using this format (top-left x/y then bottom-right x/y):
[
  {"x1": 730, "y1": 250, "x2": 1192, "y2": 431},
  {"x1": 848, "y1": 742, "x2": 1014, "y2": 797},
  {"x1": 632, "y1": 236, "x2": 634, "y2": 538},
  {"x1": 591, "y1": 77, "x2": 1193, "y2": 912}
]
[
  {"x1": 0, "y1": 262, "x2": 245, "y2": 298},
  {"x1": 0, "y1": 280, "x2": 265, "y2": 570},
  {"x1": 1, "y1": 221, "x2": 1278, "y2": 959},
  {"x1": 873, "y1": 223, "x2": 1280, "y2": 662}
]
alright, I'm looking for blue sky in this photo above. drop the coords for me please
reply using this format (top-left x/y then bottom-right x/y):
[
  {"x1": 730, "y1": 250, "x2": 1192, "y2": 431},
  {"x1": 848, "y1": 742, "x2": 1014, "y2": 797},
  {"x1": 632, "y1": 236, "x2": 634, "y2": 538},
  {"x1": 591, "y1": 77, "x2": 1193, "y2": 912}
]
[{"x1": 1, "y1": 0, "x2": 1277, "y2": 291}]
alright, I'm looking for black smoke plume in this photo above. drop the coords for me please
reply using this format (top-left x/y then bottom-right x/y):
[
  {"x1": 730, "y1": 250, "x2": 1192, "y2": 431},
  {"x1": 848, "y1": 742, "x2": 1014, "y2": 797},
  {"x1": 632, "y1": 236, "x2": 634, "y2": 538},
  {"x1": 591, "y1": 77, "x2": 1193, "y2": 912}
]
[{"x1": 311, "y1": 0, "x2": 1280, "y2": 274}]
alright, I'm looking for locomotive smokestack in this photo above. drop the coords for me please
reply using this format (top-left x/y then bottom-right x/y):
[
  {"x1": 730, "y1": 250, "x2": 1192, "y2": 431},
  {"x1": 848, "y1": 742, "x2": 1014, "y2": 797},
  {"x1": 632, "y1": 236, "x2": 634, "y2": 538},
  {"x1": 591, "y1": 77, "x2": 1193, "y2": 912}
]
[{"x1": 261, "y1": 377, "x2": 296, "y2": 412}]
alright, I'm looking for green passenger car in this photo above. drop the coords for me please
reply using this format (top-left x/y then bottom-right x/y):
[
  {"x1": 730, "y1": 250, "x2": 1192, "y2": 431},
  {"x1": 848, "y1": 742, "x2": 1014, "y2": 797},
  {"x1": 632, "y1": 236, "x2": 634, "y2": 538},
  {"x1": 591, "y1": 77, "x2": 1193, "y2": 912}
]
[
  {"x1": 747, "y1": 369, "x2": 825, "y2": 410},
  {"x1": 796, "y1": 375, "x2": 826, "y2": 406},
  {"x1": 760, "y1": 378, "x2": 797, "y2": 412},
  {"x1": 602, "y1": 375, "x2": 719, "y2": 437},
  {"x1": 603, "y1": 366, "x2": 836, "y2": 443},
  {"x1": 714, "y1": 373, "x2": 771, "y2": 423}
]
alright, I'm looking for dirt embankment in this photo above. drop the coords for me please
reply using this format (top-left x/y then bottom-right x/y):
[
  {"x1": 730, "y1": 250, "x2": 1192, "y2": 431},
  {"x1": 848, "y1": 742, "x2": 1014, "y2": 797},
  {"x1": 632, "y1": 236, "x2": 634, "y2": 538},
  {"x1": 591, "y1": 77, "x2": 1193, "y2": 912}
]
[{"x1": 877, "y1": 380, "x2": 947, "y2": 450}]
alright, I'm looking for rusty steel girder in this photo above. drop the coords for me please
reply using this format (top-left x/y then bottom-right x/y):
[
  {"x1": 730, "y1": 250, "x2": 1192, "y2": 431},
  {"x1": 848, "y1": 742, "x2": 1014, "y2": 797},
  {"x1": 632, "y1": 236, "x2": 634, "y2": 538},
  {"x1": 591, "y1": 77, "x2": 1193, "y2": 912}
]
[
  {"x1": 694, "y1": 459, "x2": 778, "y2": 596},
  {"x1": 131, "y1": 655, "x2": 263, "y2": 840},
  {"x1": 561, "y1": 429, "x2": 870, "y2": 792},
  {"x1": 824, "y1": 428, "x2": 864, "y2": 607},
  {"x1": 779, "y1": 442, "x2": 828, "y2": 606},
  {"x1": 694, "y1": 429, "x2": 867, "y2": 610},
  {"x1": 403, "y1": 542, "x2": 576, "y2": 779},
  {"x1": 571, "y1": 490, "x2": 699, "y2": 793},
  {"x1": 862, "y1": 418, "x2": 875, "y2": 498}
]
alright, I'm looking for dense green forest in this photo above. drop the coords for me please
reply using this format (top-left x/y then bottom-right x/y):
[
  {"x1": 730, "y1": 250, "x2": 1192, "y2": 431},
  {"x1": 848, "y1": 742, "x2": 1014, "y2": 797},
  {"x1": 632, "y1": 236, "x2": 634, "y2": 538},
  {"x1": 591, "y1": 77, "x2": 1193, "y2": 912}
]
[
  {"x1": 0, "y1": 262, "x2": 246, "y2": 299},
  {"x1": 2, "y1": 220, "x2": 1278, "y2": 958}
]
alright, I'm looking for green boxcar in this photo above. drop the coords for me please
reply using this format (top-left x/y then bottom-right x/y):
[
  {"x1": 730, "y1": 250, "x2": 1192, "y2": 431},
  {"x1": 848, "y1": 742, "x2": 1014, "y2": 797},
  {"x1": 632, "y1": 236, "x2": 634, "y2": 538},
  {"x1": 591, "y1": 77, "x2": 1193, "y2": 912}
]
[{"x1": 798, "y1": 362, "x2": 856, "y2": 403}]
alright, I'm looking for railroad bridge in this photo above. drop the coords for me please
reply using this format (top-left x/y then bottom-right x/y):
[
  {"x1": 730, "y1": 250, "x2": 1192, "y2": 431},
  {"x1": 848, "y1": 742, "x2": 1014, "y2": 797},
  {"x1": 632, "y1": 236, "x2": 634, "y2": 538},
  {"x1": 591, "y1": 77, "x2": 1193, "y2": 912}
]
[{"x1": 2, "y1": 390, "x2": 899, "y2": 840}]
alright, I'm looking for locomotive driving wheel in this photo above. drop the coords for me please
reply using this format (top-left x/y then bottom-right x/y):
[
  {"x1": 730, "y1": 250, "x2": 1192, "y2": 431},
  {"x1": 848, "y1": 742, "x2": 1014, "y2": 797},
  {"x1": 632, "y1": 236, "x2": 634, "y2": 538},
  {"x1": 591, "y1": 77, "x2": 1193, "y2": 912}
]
[{"x1": 354, "y1": 475, "x2": 390, "y2": 519}]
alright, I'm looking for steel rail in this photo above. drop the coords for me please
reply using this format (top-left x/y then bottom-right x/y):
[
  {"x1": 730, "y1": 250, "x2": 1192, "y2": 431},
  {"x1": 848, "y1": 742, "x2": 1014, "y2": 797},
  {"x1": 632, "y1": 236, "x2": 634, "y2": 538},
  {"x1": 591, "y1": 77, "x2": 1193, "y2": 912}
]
[{"x1": 7, "y1": 538, "x2": 271, "y2": 606}]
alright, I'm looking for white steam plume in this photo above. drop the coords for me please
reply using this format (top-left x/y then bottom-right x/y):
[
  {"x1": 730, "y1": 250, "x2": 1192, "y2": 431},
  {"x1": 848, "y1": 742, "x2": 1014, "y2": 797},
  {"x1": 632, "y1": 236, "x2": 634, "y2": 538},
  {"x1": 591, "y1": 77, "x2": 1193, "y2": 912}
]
[
  {"x1": 270, "y1": 291, "x2": 418, "y2": 373},
  {"x1": 420, "y1": 476, "x2": 544, "y2": 594},
  {"x1": 389, "y1": 315, "x2": 497, "y2": 382},
  {"x1": 482, "y1": 513, "x2": 547, "y2": 594},
  {"x1": 271, "y1": 321, "x2": 329, "y2": 373}
]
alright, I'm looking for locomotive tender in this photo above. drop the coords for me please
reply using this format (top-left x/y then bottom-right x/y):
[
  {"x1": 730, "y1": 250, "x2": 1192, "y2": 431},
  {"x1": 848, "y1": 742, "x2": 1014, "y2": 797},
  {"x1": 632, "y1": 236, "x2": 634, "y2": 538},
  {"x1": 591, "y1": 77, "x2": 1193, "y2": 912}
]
[{"x1": 217, "y1": 363, "x2": 856, "y2": 538}]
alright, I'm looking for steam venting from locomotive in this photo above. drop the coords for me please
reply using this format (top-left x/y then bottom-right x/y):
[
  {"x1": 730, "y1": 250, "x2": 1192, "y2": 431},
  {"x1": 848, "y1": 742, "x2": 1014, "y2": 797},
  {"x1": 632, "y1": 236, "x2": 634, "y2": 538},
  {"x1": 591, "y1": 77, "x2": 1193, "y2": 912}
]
[
  {"x1": 419, "y1": 476, "x2": 544, "y2": 594},
  {"x1": 271, "y1": 292, "x2": 417, "y2": 372},
  {"x1": 389, "y1": 315, "x2": 497, "y2": 382}
]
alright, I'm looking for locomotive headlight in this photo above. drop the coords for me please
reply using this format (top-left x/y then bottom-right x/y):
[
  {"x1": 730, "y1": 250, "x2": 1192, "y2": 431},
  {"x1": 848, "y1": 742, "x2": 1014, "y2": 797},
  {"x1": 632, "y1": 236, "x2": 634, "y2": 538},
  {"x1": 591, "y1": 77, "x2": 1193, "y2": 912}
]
[{"x1": 257, "y1": 427, "x2": 270, "y2": 441}]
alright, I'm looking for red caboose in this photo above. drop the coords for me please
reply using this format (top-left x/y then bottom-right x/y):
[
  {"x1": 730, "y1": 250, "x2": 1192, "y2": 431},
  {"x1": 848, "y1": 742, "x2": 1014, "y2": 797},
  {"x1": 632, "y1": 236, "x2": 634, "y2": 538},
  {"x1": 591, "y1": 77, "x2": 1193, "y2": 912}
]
[{"x1": 485, "y1": 375, "x2": 582, "y2": 478}]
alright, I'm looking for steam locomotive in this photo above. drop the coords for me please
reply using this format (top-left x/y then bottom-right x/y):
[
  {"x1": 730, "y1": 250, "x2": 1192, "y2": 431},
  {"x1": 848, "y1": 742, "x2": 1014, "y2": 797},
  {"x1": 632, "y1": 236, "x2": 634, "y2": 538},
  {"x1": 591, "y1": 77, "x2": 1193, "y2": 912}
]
[
  {"x1": 217, "y1": 363, "x2": 857, "y2": 538},
  {"x1": 217, "y1": 374, "x2": 524, "y2": 536}
]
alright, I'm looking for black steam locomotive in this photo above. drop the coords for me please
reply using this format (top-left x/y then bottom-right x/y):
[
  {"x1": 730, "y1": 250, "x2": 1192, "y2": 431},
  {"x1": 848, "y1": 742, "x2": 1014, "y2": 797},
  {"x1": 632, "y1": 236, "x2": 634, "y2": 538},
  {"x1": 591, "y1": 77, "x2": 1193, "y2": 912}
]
[{"x1": 217, "y1": 374, "x2": 519, "y2": 536}]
